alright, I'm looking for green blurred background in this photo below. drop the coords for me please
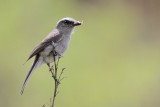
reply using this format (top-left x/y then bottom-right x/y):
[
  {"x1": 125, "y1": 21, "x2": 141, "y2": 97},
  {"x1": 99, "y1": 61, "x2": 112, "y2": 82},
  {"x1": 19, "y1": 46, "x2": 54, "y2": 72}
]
[{"x1": 0, "y1": 0, "x2": 160, "y2": 107}]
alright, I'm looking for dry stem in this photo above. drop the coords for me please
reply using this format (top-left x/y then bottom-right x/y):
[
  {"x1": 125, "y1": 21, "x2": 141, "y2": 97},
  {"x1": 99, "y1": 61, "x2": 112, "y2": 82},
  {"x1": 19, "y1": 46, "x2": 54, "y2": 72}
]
[{"x1": 49, "y1": 56, "x2": 65, "y2": 107}]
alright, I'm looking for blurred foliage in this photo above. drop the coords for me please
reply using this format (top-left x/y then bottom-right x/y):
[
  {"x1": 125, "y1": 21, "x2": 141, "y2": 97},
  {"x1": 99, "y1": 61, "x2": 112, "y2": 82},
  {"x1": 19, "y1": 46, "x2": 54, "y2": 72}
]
[{"x1": 0, "y1": 0, "x2": 160, "y2": 107}]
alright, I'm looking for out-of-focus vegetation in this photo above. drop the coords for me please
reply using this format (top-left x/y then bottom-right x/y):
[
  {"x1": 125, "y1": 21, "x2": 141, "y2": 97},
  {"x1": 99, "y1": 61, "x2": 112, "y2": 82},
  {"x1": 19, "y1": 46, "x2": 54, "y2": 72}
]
[{"x1": 0, "y1": 0, "x2": 160, "y2": 107}]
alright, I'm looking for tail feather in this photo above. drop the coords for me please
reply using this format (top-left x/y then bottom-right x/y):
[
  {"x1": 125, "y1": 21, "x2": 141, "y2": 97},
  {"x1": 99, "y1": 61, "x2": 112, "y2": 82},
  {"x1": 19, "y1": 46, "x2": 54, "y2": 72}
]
[{"x1": 20, "y1": 55, "x2": 43, "y2": 95}]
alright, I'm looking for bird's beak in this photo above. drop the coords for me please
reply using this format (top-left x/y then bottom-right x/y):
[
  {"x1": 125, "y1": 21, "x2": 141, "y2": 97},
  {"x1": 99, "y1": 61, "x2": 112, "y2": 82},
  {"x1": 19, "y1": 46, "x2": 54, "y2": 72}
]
[{"x1": 73, "y1": 21, "x2": 83, "y2": 26}]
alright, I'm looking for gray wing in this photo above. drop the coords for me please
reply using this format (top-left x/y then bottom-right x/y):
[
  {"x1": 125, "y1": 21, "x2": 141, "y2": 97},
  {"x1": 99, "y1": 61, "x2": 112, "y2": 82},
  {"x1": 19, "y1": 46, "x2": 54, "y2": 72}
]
[{"x1": 25, "y1": 29, "x2": 63, "y2": 62}]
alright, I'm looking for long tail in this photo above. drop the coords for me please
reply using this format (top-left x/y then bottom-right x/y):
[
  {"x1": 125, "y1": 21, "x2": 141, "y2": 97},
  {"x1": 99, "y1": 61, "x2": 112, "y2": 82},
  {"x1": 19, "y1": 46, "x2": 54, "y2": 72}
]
[{"x1": 20, "y1": 55, "x2": 43, "y2": 95}]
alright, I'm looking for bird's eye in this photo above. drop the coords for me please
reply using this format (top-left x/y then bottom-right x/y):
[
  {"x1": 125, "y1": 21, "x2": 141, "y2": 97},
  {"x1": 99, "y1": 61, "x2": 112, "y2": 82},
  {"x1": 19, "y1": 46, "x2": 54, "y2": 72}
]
[{"x1": 64, "y1": 20, "x2": 71, "y2": 24}]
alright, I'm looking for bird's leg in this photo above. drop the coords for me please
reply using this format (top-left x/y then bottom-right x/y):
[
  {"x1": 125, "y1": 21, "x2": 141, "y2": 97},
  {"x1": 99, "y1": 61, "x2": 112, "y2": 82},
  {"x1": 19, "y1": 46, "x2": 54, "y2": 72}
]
[
  {"x1": 47, "y1": 63, "x2": 59, "y2": 83},
  {"x1": 51, "y1": 51, "x2": 61, "y2": 84},
  {"x1": 48, "y1": 64, "x2": 57, "y2": 80},
  {"x1": 47, "y1": 63, "x2": 52, "y2": 72}
]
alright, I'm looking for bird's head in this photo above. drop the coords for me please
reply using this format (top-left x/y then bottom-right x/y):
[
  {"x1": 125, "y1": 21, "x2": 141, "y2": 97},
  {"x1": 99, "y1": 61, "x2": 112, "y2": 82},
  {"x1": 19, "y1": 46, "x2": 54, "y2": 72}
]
[{"x1": 56, "y1": 17, "x2": 82, "y2": 32}]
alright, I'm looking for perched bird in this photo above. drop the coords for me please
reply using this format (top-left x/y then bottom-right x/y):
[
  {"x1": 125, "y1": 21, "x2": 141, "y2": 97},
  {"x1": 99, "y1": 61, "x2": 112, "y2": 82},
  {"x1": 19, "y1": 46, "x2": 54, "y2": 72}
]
[{"x1": 20, "y1": 17, "x2": 82, "y2": 95}]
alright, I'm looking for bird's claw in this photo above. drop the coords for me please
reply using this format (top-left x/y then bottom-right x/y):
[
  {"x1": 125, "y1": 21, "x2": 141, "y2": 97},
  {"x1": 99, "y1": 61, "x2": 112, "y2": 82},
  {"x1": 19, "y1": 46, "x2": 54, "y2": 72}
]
[{"x1": 49, "y1": 67, "x2": 52, "y2": 72}]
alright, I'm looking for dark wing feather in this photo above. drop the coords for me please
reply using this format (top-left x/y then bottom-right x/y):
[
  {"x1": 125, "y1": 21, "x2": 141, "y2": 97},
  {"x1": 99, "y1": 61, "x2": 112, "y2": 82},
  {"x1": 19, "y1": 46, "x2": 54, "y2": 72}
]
[{"x1": 25, "y1": 29, "x2": 63, "y2": 62}]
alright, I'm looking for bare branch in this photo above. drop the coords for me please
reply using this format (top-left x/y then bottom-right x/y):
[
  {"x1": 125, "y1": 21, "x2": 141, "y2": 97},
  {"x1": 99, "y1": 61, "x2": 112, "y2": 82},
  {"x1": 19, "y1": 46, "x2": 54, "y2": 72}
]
[
  {"x1": 49, "y1": 55, "x2": 66, "y2": 107},
  {"x1": 58, "y1": 68, "x2": 66, "y2": 80}
]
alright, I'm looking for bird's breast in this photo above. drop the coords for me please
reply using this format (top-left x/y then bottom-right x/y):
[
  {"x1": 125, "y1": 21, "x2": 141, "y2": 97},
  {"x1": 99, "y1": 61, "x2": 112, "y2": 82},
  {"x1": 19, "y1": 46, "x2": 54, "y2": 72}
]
[
  {"x1": 54, "y1": 35, "x2": 71, "y2": 56},
  {"x1": 40, "y1": 34, "x2": 71, "y2": 64}
]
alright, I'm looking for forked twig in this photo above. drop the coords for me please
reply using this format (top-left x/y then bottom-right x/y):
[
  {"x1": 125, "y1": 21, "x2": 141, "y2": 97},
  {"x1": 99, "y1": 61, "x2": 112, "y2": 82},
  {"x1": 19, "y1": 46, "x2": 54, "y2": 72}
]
[{"x1": 49, "y1": 55, "x2": 66, "y2": 107}]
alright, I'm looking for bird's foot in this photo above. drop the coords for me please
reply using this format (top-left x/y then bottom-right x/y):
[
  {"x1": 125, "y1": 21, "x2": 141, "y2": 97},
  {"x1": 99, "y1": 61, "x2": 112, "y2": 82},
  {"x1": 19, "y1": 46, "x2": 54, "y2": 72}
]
[{"x1": 49, "y1": 67, "x2": 52, "y2": 72}]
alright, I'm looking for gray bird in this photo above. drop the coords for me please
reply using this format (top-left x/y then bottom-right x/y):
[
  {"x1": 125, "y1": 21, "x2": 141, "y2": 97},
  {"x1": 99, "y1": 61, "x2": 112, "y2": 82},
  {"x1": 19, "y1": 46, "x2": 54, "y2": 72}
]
[{"x1": 20, "y1": 17, "x2": 82, "y2": 95}]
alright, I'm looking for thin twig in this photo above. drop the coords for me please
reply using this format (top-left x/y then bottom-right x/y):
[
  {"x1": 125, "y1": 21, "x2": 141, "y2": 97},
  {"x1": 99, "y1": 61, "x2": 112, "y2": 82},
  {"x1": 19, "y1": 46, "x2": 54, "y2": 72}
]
[
  {"x1": 58, "y1": 68, "x2": 65, "y2": 80},
  {"x1": 51, "y1": 55, "x2": 57, "y2": 107},
  {"x1": 59, "y1": 77, "x2": 67, "y2": 82},
  {"x1": 50, "y1": 55, "x2": 66, "y2": 107},
  {"x1": 56, "y1": 58, "x2": 60, "y2": 69}
]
